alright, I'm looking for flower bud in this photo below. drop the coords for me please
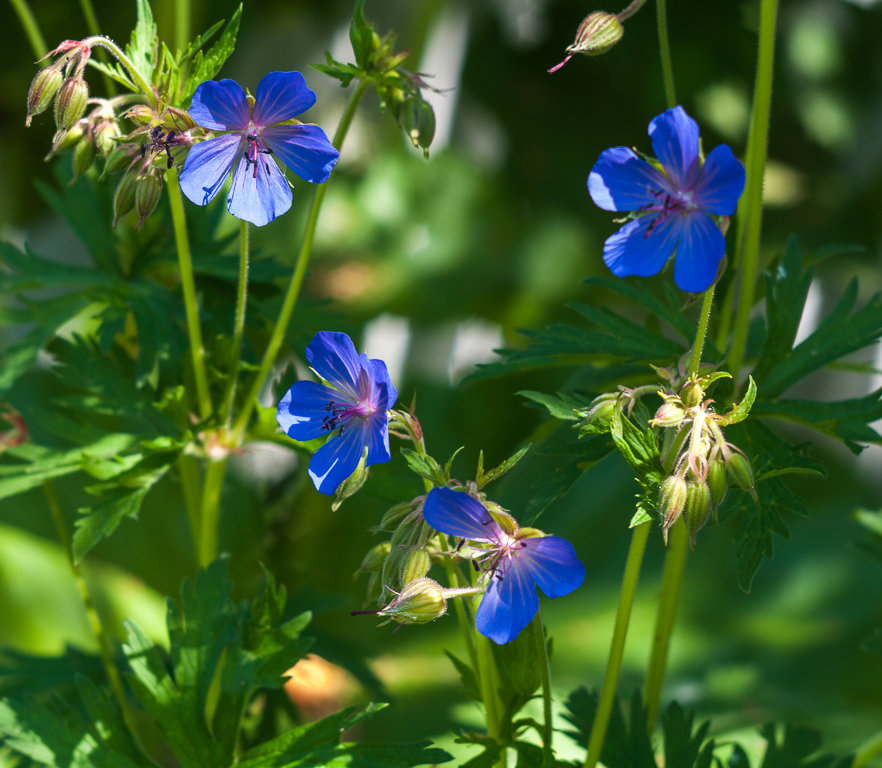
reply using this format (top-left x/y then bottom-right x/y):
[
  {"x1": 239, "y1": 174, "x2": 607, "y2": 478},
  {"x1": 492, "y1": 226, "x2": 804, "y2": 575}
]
[
  {"x1": 381, "y1": 545, "x2": 410, "y2": 595},
  {"x1": 113, "y1": 170, "x2": 138, "y2": 227},
  {"x1": 683, "y1": 480, "x2": 711, "y2": 548},
  {"x1": 102, "y1": 146, "x2": 137, "y2": 178},
  {"x1": 331, "y1": 454, "x2": 370, "y2": 511},
  {"x1": 48, "y1": 121, "x2": 85, "y2": 157},
  {"x1": 380, "y1": 578, "x2": 448, "y2": 624},
  {"x1": 400, "y1": 547, "x2": 431, "y2": 584},
  {"x1": 650, "y1": 399, "x2": 686, "y2": 429},
  {"x1": 0, "y1": 405, "x2": 28, "y2": 453},
  {"x1": 134, "y1": 173, "x2": 163, "y2": 231},
  {"x1": 379, "y1": 500, "x2": 417, "y2": 531},
  {"x1": 400, "y1": 95, "x2": 436, "y2": 154},
  {"x1": 659, "y1": 474, "x2": 688, "y2": 542},
  {"x1": 54, "y1": 77, "x2": 89, "y2": 131},
  {"x1": 578, "y1": 393, "x2": 618, "y2": 433},
  {"x1": 355, "y1": 541, "x2": 391, "y2": 576},
  {"x1": 680, "y1": 380, "x2": 704, "y2": 408},
  {"x1": 124, "y1": 105, "x2": 156, "y2": 125},
  {"x1": 93, "y1": 119, "x2": 121, "y2": 156},
  {"x1": 726, "y1": 453, "x2": 757, "y2": 499},
  {"x1": 707, "y1": 458, "x2": 728, "y2": 512},
  {"x1": 72, "y1": 133, "x2": 96, "y2": 178},
  {"x1": 548, "y1": 11, "x2": 624, "y2": 72},
  {"x1": 26, "y1": 66, "x2": 64, "y2": 126}
]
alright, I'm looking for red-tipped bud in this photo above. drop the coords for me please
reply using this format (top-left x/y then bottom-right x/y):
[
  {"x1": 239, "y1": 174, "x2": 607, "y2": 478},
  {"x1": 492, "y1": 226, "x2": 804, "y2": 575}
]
[
  {"x1": 548, "y1": 11, "x2": 624, "y2": 72},
  {"x1": 659, "y1": 475, "x2": 688, "y2": 542},
  {"x1": 650, "y1": 399, "x2": 686, "y2": 429},
  {"x1": 26, "y1": 67, "x2": 64, "y2": 126},
  {"x1": 54, "y1": 77, "x2": 89, "y2": 131}
]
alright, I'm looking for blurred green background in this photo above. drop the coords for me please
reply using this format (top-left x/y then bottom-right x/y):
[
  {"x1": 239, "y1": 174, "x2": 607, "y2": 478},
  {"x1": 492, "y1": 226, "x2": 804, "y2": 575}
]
[{"x1": 2, "y1": 0, "x2": 882, "y2": 762}]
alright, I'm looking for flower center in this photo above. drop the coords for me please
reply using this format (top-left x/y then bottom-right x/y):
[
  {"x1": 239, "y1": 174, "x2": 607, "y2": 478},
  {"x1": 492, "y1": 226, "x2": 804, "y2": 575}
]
[
  {"x1": 321, "y1": 398, "x2": 378, "y2": 434},
  {"x1": 244, "y1": 130, "x2": 273, "y2": 178}
]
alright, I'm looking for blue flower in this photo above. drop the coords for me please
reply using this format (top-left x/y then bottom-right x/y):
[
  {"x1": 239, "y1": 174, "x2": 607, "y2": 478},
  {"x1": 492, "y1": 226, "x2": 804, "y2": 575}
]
[
  {"x1": 422, "y1": 487, "x2": 585, "y2": 644},
  {"x1": 179, "y1": 71, "x2": 339, "y2": 227},
  {"x1": 276, "y1": 332, "x2": 398, "y2": 495},
  {"x1": 588, "y1": 106, "x2": 745, "y2": 293}
]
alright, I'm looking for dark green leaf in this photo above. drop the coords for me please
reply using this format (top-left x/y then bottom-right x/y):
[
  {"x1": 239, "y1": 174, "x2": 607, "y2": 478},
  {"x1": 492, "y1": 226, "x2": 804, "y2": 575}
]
[
  {"x1": 476, "y1": 445, "x2": 531, "y2": 489},
  {"x1": 758, "y1": 722, "x2": 853, "y2": 768},
  {"x1": 126, "y1": 0, "x2": 158, "y2": 84},
  {"x1": 349, "y1": 0, "x2": 375, "y2": 71},
  {"x1": 180, "y1": 6, "x2": 243, "y2": 104},
  {"x1": 662, "y1": 702, "x2": 713, "y2": 768},
  {"x1": 400, "y1": 448, "x2": 445, "y2": 486},
  {"x1": 717, "y1": 376, "x2": 756, "y2": 426},
  {"x1": 444, "y1": 651, "x2": 480, "y2": 701},
  {"x1": 518, "y1": 390, "x2": 589, "y2": 421}
]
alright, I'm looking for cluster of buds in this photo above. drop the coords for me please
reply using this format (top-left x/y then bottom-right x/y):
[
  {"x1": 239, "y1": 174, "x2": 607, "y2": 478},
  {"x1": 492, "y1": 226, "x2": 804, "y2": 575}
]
[
  {"x1": 26, "y1": 41, "x2": 92, "y2": 132},
  {"x1": 653, "y1": 373, "x2": 757, "y2": 547},
  {"x1": 577, "y1": 384, "x2": 658, "y2": 434}
]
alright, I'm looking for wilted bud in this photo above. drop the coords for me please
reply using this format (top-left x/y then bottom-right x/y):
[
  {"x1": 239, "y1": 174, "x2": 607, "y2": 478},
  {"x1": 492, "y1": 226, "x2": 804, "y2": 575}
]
[
  {"x1": 355, "y1": 541, "x2": 391, "y2": 577},
  {"x1": 400, "y1": 547, "x2": 431, "y2": 584},
  {"x1": 26, "y1": 66, "x2": 64, "y2": 126},
  {"x1": 375, "y1": 578, "x2": 448, "y2": 625},
  {"x1": 548, "y1": 11, "x2": 624, "y2": 73},
  {"x1": 683, "y1": 480, "x2": 711, "y2": 548},
  {"x1": 134, "y1": 173, "x2": 163, "y2": 230},
  {"x1": 659, "y1": 474, "x2": 688, "y2": 542},
  {"x1": 707, "y1": 459, "x2": 728, "y2": 511},
  {"x1": 113, "y1": 170, "x2": 138, "y2": 227},
  {"x1": 726, "y1": 453, "x2": 757, "y2": 499},
  {"x1": 650, "y1": 399, "x2": 686, "y2": 429},
  {"x1": 331, "y1": 454, "x2": 370, "y2": 511},
  {"x1": 72, "y1": 133, "x2": 96, "y2": 178},
  {"x1": 54, "y1": 77, "x2": 89, "y2": 131}
]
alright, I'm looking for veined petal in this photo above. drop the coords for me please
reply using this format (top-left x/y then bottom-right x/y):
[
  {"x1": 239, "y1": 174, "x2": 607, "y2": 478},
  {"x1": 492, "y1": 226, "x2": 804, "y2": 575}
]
[
  {"x1": 262, "y1": 124, "x2": 339, "y2": 183},
  {"x1": 422, "y1": 487, "x2": 502, "y2": 543},
  {"x1": 253, "y1": 71, "x2": 317, "y2": 126},
  {"x1": 306, "y1": 332, "x2": 362, "y2": 394},
  {"x1": 308, "y1": 424, "x2": 366, "y2": 495},
  {"x1": 672, "y1": 211, "x2": 726, "y2": 293},
  {"x1": 364, "y1": 412, "x2": 391, "y2": 467},
  {"x1": 179, "y1": 133, "x2": 242, "y2": 207},
  {"x1": 370, "y1": 358, "x2": 398, "y2": 410},
  {"x1": 475, "y1": 562, "x2": 538, "y2": 644},
  {"x1": 226, "y1": 153, "x2": 292, "y2": 227},
  {"x1": 649, "y1": 106, "x2": 700, "y2": 190},
  {"x1": 276, "y1": 380, "x2": 337, "y2": 441},
  {"x1": 694, "y1": 144, "x2": 745, "y2": 215},
  {"x1": 517, "y1": 536, "x2": 585, "y2": 599},
  {"x1": 588, "y1": 146, "x2": 669, "y2": 212},
  {"x1": 189, "y1": 79, "x2": 250, "y2": 131},
  {"x1": 602, "y1": 212, "x2": 681, "y2": 279}
]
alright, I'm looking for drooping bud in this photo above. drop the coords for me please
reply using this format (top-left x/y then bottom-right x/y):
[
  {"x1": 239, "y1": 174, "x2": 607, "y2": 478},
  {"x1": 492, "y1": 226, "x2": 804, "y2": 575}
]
[
  {"x1": 659, "y1": 475, "x2": 688, "y2": 542},
  {"x1": 400, "y1": 95, "x2": 436, "y2": 156},
  {"x1": 93, "y1": 118, "x2": 121, "y2": 156},
  {"x1": 26, "y1": 67, "x2": 64, "y2": 126},
  {"x1": 400, "y1": 547, "x2": 431, "y2": 584},
  {"x1": 331, "y1": 453, "x2": 370, "y2": 511},
  {"x1": 134, "y1": 173, "x2": 163, "y2": 231},
  {"x1": 378, "y1": 499, "x2": 418, "y2": 531},
  {"x1": 707, "y1": 459, "x2": 728, "y2": 513},
  {"x1": 726, "y1": 453, "x2": 757, "y2": 499},
  {"x1": 683, "y1": 481, "x2": 711, "y2": 548},
  {"x1": 548, "y1": 12, "x2": 624, "y2": 73},
  {"x1": 48, "y1": 121, "x2": 85, "y2": 157},
  {"x1": 102, "y1": 146, "x2": 137, "y2": 178},
  {"x1": 355, "y1": 541, "x2": 391, "y2": 577},
  {"x1": 72, "y1": 133, "x2": 96, "y2": 178},
  {"x1": 578, "y1": 392, "x2": 619, "y2": 433},
  {"x1": 54, "y1": 77, "x2": 89, "y2": 131},
  {"x1": 650, "y1": 399, "x2": 686, "y2": 429},
  {"x1": 113, "y1": 170, "x2": 138, "y2": 228}
]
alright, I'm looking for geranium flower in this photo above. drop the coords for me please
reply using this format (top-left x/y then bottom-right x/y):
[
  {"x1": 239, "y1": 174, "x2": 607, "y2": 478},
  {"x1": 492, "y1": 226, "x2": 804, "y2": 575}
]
[
  {"x1": 422, "y1": 487, "x2": 585, "y2": 644},
  {"x1": 587, "y1": 105, "x2": 745, "y2": 292},
  {"x1": 276, "y1": 331, "x2": 397, "y2": 496},
  {"x1": 179, "y1": 71, "x2": 339, "y2": 227}
]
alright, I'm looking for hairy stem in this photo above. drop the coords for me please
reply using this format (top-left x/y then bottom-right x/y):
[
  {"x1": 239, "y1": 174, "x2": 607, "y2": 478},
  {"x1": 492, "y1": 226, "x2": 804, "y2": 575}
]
[
  {"x1": 687, "y1": 285, "x2": 715, "y2": 379},
  {"x1": 726, "y1": 0, "x2": 778, "y2": 386},
  {"x1": 79, "y1": 36, "x2": 156, "y2": 106},
  {"x1": 78, "y1": 0, "x2": 116, "y2": 95},
  {"x1": 585, "y1": 521, "x2": 650, "y2": 768},
  {"x1": 232, "y1": 79, "x2": 370, "y2": 442}
]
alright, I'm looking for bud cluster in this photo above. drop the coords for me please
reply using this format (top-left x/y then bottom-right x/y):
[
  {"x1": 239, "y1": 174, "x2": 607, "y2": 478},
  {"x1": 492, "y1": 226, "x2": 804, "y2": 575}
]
[
  {"x1": 26, "y1": 41, "x2": 92, "y2": 130},
  {"x1": 653, "y1": 375, "x2": 757, "y2": 547}
]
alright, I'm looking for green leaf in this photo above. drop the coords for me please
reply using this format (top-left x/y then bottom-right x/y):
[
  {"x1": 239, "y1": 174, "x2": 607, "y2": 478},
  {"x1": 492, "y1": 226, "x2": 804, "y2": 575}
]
[
  {"x1": 349, "y1": 0, "x2": 375, "y2": 71},
  {"x1": 179, "y1": 6, "x2": 243, "y2": 104},
  {"x1": 717, "y1": 376, "x2": 757, "y2": 426},
  {"x1": 662, "y1": 702, "x2": 713, "y2": 768},
  {"x1": 518, "y1": 390, "x2": 588, "y2": 421},
  {"x1": 400, "y1": 448, "x2": 445, "y2": 486},
  {"x1": 758, "y1": 722, "x2": 853, "y2": 768},
  {"x1": 444, "y1": 651, "x2": 480, "y2": 701},
  {"x1": 126, "y1": 0, "x2": 158, "y2": 84},
  {"x1": 476, "y1": 445, "x2": 531, "y2": 489}
]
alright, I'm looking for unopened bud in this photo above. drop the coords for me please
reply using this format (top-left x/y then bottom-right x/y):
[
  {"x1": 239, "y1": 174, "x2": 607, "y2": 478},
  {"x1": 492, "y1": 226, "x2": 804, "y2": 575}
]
[
  {"x1": 650, "y1": 399, "x2": 685, "y2": 429},
  {"x1": 707, "y1": 459, "x2": 728, "y2": 511},
  {"x1": 680, "y1": 380, "x2": 704, "y2": 408},
  {"x1": 72, "y1": 134, "x2": 96, "y2": 178},
  {"x1": 331, "y1": 454, "x2": 370, "y2": 511},
  {"x1": 659, "y1": 475, "x2": 688, "y2": 542},
  {"x1": 379, "y1": 578, "x2": 448, "y2": 624},
  {"x1": 578, "y1": 393, "x2": 619, "y2": 433},
  {"x1": 113, "y1": 171, "x2": 138, "y2": 227},
  {"x1": 355, "y1": 541, "x2": 391, "y2": 576},
  {"x1": 548, "y1": 11, "x2": 624, "y2": 73},
  {"x1": 400, "y1": 547, "x2": 431, "y2": 584},
  {"x1": 26, "y1": 67, "x2": 64, "y2": 126},
  {"x1": 93, "y1": 119, "x2": 121, "y2": 155},
  {"x1": 134, "y1": 173, "x2": 163, "y2": 231},
  {"x1": 379, "y1": 500, "x2": 417, "y2": 530},
  {"x1": 401, "y1": 95, "x2": 436, "y2": 154},
  {"x1": 124, "y1": 105, "x2": 156, "y2": 125},
  {"x1": 54, "y1": 77, "x2": 89, "y2": 131},
  {"x1": 102, "y1": 146, "x2": 137, "y2": 178},
  {"x1": 683, "y1": 481, "x2": 711, "y2": 548},
  {"x1": 49, "y1": 121, "x2": 85, "y2": 156},
  {"x1": 726, "y1": 453, "x2": 757, "y2": 499}
]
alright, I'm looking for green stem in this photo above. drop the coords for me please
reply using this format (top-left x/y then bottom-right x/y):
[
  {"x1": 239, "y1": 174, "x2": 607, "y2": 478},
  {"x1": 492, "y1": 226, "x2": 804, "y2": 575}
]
[
  {"x1": 43, "y1": 483, "x2": 135, "y2": 734},
  {"x1": 477, "y1": 633, "x2": 507, "y2": 768},
  {"x1": 687, "y1": 286, "x2": 715, "y2": 379},
  {"x1": 656, "y1": 0, "x2": 676, "y2": 108},
  {"x1": 232, "y1": 79, "x2": 370, "y2": 442},
  {"x1": 223, "y1": 221, "x2": 250, "y2": 426},
  {"x1": 854, "y1": 729, "x2": 882, "y2": 768},
  {"x1": 177, "y1": 454, "x2": 203, "y2": 560},
  {"x1": 198, "y1": 459, "x2": 228, "y2": 567},
  {"x1": 10, "y1": 0, "x2": 46, "y2": 58},
  {"x1": 532, "y1": 609, "x2": 554, "y2": 768},
  {"x1": 643, "y1": 517, "x2": 688, "y2": 730},
  {"x1": 166, "y1": 168, "x2": 212, "y2": 422},
  {"x1": 80, "y1": 35, "x2": 157, "y2": 106},
  {"x1": 617, "y1": 0, "x2": 649, "y2": 23},
  {"x1": 175, "y1": 0, "x2": 190, "y2": 55},
  {"x1": 726, "y1": 0, "x2": 778, "y2": 387},
  {"x1": 585, "y1": 522, "x2": 650, "y2": 768},
  {"x1": 78, "y1": 0, "x2": 116, "y2": 96}
]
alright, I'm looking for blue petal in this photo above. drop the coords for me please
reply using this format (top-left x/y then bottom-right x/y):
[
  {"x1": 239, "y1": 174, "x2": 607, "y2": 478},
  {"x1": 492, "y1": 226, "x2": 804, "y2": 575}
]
[
  {"x1": 262, "y1": 124, "x2": 339, "y2": 183},
  {"x1": 253, "y1": 71, "x2": 317, "y2": 126},
  {"x1": 307, "y1": 421, "x2": 367, "y2": 495},
  {"x1": 189, "y1": 79, "x2": 250, "y2": 131},
  {"x1": 649, "y1": 106, "x2": 700, "y2": 191},
  {"x1": 423, "y1": 487, "x2": 502, "y2": 543},
  {"x1": 602, "y1": 212, "x2": 681, "y2": 279},
  {"x1": 226, "y1": 153, "x2": 292, "y2": 227},
  {"x1": 179, "y1": 133, "x2": 242, "y2": 207},
  {"x1": 364, "y1": 411, "x2": 391, "y2": 467},
  {"x1": 305, "y1": 332, "x2": 362, "y2": 394},
  {"x1": 694, "y1": 144, "x2": 745, "y2": 216},
  {"x1": 475, "y1": 561, "x2": 538, "y2": 644},
  {"x1": 588, "y1": 146, "x2": 670, "y2": 212},
  {"x1": 370, "y1": 358, "x2": 398, "y2": 410},
  {"x1": 517, "y1": 536, "x2": 585, "y2": 599},
  {"x1": 672, "y1": 212, "x2": 726, "y2": 293},
  {"x1": 276, "y1": 380, "x2": 337, "y2": 441}
]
